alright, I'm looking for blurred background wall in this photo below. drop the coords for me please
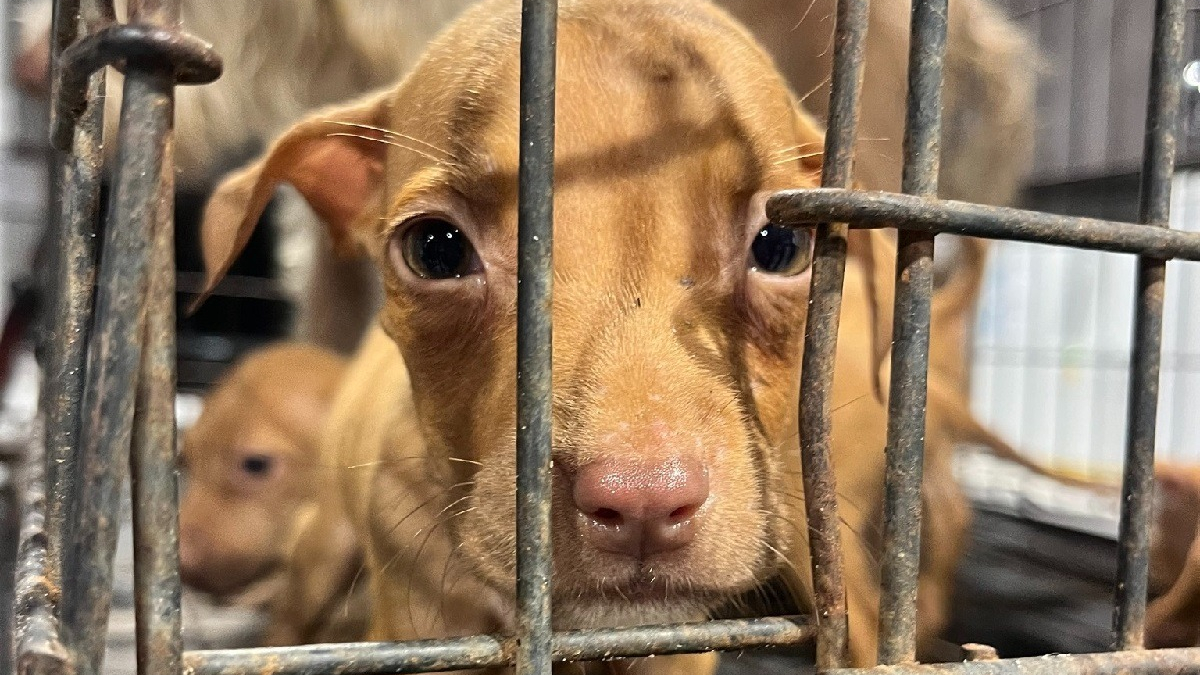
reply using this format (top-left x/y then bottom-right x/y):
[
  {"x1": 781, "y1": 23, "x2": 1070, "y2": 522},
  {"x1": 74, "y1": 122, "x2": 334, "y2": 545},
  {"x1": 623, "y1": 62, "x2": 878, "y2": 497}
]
[{"x1": 977, "y1": 0, "x2": 1200, "y2": 479}]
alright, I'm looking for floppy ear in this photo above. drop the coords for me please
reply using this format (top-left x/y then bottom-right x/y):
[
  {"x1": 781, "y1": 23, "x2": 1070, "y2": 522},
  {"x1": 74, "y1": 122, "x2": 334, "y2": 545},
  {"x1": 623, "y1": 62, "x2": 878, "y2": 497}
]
[
  {"x1": 193, "y1": 91, "x2": 394, "y2": 312},
  {"x1": 846, "y1": 226, "x2": 896, "y2": 402}
]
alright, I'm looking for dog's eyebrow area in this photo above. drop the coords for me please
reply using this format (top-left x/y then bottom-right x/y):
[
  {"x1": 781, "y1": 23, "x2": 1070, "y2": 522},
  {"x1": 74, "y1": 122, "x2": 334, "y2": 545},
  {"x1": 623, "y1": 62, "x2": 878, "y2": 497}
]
[{"x1": 413, "y1": 16, "x2": 806, "y2": 220}]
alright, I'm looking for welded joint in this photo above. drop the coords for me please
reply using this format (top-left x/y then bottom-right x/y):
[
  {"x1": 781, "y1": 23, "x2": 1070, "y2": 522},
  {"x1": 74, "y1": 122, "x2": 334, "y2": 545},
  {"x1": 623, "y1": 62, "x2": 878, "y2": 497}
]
[{"x1": 51, "y1": 22, "x2": 222, "y2": 151}]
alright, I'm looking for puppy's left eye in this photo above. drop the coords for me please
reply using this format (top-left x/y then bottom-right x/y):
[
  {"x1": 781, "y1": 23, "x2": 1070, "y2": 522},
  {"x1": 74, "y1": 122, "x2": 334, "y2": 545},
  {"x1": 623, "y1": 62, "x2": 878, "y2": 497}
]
[
  {"x1": 241, "y1": 455, "x2": 273, "y2": 477},
  {"x1": 750, "y1": 223, "x2": 812, "y2": 275},
  {"x1": 398, "y1": 217, "x2": 479, "y2": 279}
]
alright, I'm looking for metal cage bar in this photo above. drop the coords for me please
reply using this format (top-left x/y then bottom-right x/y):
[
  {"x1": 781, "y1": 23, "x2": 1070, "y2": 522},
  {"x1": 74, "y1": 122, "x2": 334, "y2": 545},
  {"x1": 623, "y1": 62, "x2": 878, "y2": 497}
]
[
  {"x1": 60, "y1": 31, "x2": 180, "y2": 675},
  {"x1": 13, "y1": 0, "x2": 1200, "y2": 674},
  {"x1": 183, "y1": 615, "x2": 816, "y2": 675},
  {"x1": 797, "y1": 0, "x2": 871, "y2": 667},
  {"x1": 766, "y1": 190, "x2": 1200, "y2": 259},
  {"x1": 876, "y1": 0, "x2": 947, "y2": 663},
  {"x1": 12, "y1": 0, "x2": 219, "y2": 673},
  {"x1": 1113, "y1": 0, "x2": 1188, "y2": 651},
  {"x1": 514, "y1": 2, "x2": 558, "y2": 675},
  {"x1": 129, "y1": 0, "x2": 185, "y2": 659},
  {"x1": 40, "y1": 0, "x2": 110, "y2": 618}
]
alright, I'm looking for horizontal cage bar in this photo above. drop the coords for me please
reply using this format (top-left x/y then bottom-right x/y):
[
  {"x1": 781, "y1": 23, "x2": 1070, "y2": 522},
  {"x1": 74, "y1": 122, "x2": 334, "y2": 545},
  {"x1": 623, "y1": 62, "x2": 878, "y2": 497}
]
[
  {"x1": 767, "y1": 188, "x2": 1200, "y2": 260},
  {"x1": 182, "y1": 616, "x2": 815, "y2": 675},
  {"x1": 826, "y1": 646, "x2": 1200, "y2": 675}
]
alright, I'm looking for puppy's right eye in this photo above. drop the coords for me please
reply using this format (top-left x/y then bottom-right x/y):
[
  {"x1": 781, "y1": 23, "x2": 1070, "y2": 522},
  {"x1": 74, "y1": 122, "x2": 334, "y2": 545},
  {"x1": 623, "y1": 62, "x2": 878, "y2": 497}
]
[{"x1": 397, "y1": 217, "x2": 479, "y2": 279}]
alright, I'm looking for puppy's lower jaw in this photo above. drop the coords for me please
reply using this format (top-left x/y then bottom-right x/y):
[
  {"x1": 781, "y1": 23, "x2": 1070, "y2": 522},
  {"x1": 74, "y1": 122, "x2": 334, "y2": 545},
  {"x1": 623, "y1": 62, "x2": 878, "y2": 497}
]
[
  {"x1": 475, "y1": 565, "x2": 740, "y2": 633},
  {"x1": 553, "y1": 597, "x2": 711, "y2": 631},
  {"x1": 197, "y1": 569, "x2": 288, "y2": 610}
]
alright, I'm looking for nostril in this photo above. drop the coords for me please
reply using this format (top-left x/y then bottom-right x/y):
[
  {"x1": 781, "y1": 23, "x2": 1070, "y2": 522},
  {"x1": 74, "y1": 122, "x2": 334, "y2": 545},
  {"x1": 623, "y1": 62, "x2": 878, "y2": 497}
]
[
  {"x1": 592, "y1": 507, "x2": 622, "y2": 525},
  {"x1": 669, "y1": 503, "x2": 699, "y2": 522}
]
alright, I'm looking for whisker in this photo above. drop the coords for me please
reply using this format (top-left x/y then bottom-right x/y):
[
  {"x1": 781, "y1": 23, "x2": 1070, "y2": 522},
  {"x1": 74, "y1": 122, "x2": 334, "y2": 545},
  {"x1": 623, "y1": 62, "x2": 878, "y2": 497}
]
[
  {"x1": 797, "y1": 75, "x2": 832, "y2": 107},
  {"x1": 792, "y1": 0, "x2": 822, "y2": 32},
  {"x1": 413, "y1": 495, "x2": 472, "y2": 538},
  {"x1": 435, "y1": 541, "x2": 467, "y2": 630},
  {"x1": 325, "y1": 120, "x2": 453, "y2": 158},
  {"x1": 771, "y1": 140, "x2": 824, "y2": 157},
  {"x1": 324, "y1": 132, "x2": 442, "y2": 163},
  {"x1": 772, "y1": 150, "x2": 825, "y2": 166},
  {"x1": 403, "y1": 506, "x2": 477, "y2": 631},
  {"x1": 446, "y1": 457, "x2": 484, "y2": 467},
  {"x1": 379, "y1": 487, "x2": 460, "y2": 542}
]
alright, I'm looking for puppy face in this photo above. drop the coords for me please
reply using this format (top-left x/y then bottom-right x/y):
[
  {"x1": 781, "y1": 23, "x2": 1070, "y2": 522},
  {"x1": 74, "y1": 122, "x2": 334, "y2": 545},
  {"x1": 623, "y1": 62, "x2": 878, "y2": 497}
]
[
  {"x1": 178, "y1": 345, "x2": 345, "y2": 600},
  {"x1": 199, "y1": 0, "x2": 891, "y2": 630}
]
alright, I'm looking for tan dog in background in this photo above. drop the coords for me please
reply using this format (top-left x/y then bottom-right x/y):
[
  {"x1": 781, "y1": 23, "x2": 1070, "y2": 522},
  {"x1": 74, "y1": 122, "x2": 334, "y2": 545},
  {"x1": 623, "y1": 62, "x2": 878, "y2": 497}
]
[
  {"x1": 192, "y1": 0, "x2": 1027, "y2": 666},
  {"x1": 179, "y1": 343, "x2": 368, "y2": 646}
]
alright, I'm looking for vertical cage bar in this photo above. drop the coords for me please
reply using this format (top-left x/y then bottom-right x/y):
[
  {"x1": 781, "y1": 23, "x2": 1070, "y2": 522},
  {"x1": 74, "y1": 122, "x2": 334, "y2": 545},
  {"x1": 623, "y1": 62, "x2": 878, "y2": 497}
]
[
  {"x1": 1113, "y1": 0, "x2": 1186, "y2": 651},
  {"x1": 129, "y1": 0, "x2": 184, "y2": 665},
  {"x1": 796, "y1": 0, "x2": 871, "y2": 668},
  {"x1": 12, "y1": 427, "x2": 73, "y2": 675},
  {"x1": 131, "y1": 196, "x2": 182, "y2": 675},
  {"x1": 58, "y1": 5, "x2": 179, "y2": 671},
  {"x1": 877, "y1": 0, "x2": 947, "y2": 664},
  {"x1": 41, "y1": 0, "x2": 110, "y2": 611},
  {"x1": 515, "y1": 2, "x2": 557, "y2": 675}
]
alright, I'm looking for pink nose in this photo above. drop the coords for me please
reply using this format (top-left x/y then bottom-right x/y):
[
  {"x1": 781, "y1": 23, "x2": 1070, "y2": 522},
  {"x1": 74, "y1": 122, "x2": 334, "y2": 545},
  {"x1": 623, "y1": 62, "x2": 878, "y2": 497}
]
[{"x1": 572, "y1": 456, "x2": 710, "y2": 559}]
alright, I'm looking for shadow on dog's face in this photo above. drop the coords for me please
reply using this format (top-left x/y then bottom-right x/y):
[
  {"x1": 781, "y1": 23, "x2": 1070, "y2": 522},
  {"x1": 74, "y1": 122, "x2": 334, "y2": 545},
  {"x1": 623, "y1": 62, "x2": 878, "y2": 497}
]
[{"x1": 199, "y1": 0, "x2": 891, "y2": 631}]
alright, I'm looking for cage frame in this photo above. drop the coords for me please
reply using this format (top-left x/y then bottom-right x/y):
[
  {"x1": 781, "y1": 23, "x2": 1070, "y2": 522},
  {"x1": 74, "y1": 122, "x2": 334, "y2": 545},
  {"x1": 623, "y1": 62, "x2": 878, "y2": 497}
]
[{"x1": 11, "y1": 0, "x2": 1200, "y2": 674}]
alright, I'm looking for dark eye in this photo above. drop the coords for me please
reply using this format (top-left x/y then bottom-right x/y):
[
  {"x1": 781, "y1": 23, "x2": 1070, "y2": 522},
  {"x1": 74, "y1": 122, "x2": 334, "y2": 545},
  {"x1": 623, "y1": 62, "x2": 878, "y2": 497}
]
[
  {"x1": 399, "y1": 218, "x2": 478, "y2": 279},
  {"x1": 241, "y1": 455, "x2": 273, "y2": 477},
  {"x1": 750, "y1": 223, "x2": 813, "y2": 275}
]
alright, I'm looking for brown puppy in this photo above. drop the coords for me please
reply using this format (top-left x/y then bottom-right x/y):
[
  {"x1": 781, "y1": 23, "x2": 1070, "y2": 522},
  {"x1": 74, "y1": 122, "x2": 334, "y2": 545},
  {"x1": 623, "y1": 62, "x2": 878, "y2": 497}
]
[
  {"x1": 179, "y1": 343, "x2": 366, "y2": 645},
  {"x1": 193, "y1": 1, "x2": 1009, "y2": 667}
]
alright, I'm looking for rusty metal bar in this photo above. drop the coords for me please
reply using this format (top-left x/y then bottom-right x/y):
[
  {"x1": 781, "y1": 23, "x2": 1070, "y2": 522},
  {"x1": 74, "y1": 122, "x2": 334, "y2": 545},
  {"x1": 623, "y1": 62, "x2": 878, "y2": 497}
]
[
  {"x1": 183, "y1": 615, "x2": 816, "y2": 675},
  {"x1": 1113, "y1": 0, "x2": 1187, "y2": 651},
  {"x1": 129, "y1": 3, "x2": 185, "y2": 668},
  {"x1": 52, "y1": 22, "x2": 220, "y2": 152},
  {"x1": 59, "y1": 64, "x2": 167, "y2": 675},
  {"x1": 12, "y1": 423, "x2": 73, "y2": 675},
  {"x1": 131, "y1": 233, "x2": 183, "y2": 675},
  {"x1": 825, "y1": 647, "x2": 1200, "y2": 675},
  {"x1": 515, "y1": 2, "x2": 557, "y2": 675},
  {"x1": 765, "y1": 189, "x2": 1200, "y2": 260},
  {"x1": 45, "y1": 1, "x2": 219, "y2": 672},
  {"x1": 41, "y1": 0, "x2": 111, "y2": 617},
  {"x1": 876, "y1": 0, "x2": 948, "y2": 664},
  {"x1": 796, "y1": 0, "x2": 871, "y2": 668},
  {"x1": 55, "y1": 4, "x2": 218, "y2": 673}
]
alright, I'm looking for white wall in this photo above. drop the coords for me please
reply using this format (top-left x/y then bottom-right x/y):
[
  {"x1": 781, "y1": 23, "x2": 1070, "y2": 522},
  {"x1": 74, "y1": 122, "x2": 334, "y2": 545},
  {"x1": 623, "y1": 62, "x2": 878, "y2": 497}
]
[{"x1": 970, "y1": 171, "x2": 1200, "y2": 480}]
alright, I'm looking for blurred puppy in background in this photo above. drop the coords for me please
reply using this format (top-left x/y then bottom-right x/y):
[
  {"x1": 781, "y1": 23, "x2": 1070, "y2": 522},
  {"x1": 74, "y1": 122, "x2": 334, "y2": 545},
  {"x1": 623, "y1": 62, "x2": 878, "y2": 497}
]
[{"x1": 178, "y1": 342, "x2": 368, "y2": 646}]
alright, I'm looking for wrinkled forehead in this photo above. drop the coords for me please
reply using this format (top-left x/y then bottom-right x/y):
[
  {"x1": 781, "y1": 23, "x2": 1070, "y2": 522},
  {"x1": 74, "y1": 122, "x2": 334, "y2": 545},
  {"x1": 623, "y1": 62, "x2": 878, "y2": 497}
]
[
  {"x1": 393, "y1": 7, "x2": 811, "y2": 196},
  {"x1": 379, "y1": 5, "x2": 818, "y2": 274}
]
